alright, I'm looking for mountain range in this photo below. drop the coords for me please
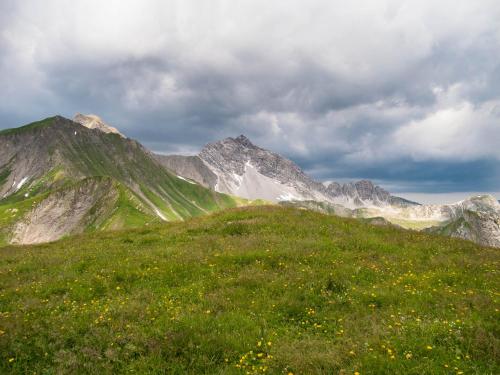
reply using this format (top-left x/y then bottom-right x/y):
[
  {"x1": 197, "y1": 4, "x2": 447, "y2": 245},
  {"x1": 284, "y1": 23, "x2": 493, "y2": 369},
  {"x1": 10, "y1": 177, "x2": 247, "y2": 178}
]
[
  {"x1": 0, "y1": 114, "x2": 498, "y2": 248},
  {"x1": 156, "y1": 135, "x2": 416, "y2": 208},
  {"x1": 157, "y1": 135, "x2": 500, "y2": 248},
  {"x1": 0, "y1": 115, "x2": 243, "y2": 245}
]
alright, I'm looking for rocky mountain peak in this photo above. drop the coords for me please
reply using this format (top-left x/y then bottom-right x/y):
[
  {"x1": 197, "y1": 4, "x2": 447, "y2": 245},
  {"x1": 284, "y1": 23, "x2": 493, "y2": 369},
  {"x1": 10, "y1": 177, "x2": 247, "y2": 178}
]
[
  {"x1": 73, "y1": 113, "x2": 124, "y2": 137},
  {"x1": 233, "y1": 134, "x2": 254, "y2": 148},
  {"x1": 459, "y1": 194, "x2": 500, "y2": 212}
]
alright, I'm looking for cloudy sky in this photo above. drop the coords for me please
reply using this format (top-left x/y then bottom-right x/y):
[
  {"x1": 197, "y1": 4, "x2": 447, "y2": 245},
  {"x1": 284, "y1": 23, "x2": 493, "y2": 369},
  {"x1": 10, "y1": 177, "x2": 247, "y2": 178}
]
[{"x1": 1, "y1": 0, "x2": 499, "y2": 201}]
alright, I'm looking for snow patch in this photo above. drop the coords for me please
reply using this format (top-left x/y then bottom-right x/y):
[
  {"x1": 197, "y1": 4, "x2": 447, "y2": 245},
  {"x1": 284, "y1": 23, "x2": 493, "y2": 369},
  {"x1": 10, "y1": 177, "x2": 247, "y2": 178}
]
[
  {"x1": 277, "y1": 192, "x2": 300, "y2": 201},
  {"x1": 154, "y1": 208, "x2": 167, "y2": 221},
  {"x1": 231, "y1": 172, "x2": 243, "y2": 187},
  {"x1": 16, "y1": 177, "x2": 29, "y2": 191},
  {"x1": 177, "y1": 175, "x2": 196, "y2": 184}
]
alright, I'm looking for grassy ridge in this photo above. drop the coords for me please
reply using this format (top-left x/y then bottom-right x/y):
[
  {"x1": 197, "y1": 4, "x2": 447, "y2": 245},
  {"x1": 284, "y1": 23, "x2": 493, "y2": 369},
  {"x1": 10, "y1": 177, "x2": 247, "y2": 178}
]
[
  {"x1": 0, "y1": 206, "x2": 498, "y2": 374},
  {"x1": 0, "y1": 116, "x2": 244, "y2": 244},
  {"x1": 0, "y1": 117, "x2": 57, "y2": 136}
]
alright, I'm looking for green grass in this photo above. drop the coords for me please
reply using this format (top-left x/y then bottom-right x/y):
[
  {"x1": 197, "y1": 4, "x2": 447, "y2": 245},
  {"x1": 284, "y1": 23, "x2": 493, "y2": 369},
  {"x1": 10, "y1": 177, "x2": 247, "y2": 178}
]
[
  {"x1": 100, "y1": 184, "x2": 162, "y2": 230},
  {"x1": 0, "y1": 206, "x2": 498, "y2": 374},
  {"x1": 426, "y1": 217, "x2": 473, "y2": 237},
  {"x1": 140, "y1": 185, "x2": 183, "y2": 221},
  {"x1": 385, "y1": 218, "x2": 443, "y2": 230},
  {"x1": 0, "y1": 117, "x2": 57, "y2": 136}
]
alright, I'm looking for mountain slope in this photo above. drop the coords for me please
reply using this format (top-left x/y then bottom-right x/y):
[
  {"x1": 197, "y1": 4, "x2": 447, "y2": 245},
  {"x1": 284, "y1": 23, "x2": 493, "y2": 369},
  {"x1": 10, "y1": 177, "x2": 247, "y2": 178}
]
[
  {"x1": 422, "y1": 195, "x2": 500, "y2": 247},
  {"x1": 0, "y1": 116, "x2": 241, "y2": 244},
  {"x1": 0, "y1": 206, "x2": 498, "y2": 374},
  {"x1": 157, "y1": 135, "x2": 416, "y2": 208},
  {"x1": 284, "y1": 195, "x2": 500, "y2": 248},
  {"x1": 154, "y1": 154, "x2": 217, "y2": 188}
]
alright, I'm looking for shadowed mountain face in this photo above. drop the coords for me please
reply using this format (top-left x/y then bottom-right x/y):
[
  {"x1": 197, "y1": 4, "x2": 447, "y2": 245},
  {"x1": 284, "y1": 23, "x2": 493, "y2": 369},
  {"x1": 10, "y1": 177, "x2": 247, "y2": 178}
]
[
  {"x1": 156, "y1": 135, "x2": 417, "y2": 208},
  {"x1": 0, "y1": 116, "x2": 239, "y2": 244},
  {"x1": 154, "y1": 154, "x2": 217, "y2": 189}
]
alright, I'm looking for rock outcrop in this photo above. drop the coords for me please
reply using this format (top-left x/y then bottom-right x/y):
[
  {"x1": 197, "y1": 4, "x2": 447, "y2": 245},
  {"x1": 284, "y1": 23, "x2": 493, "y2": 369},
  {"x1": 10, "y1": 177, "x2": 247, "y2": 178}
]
[
  {"x1": 73, "y1": 113, "x2": 125, "y2": 137},
  {"x1": 423, "y1": 195, "x2": 500, "y2": 248}
]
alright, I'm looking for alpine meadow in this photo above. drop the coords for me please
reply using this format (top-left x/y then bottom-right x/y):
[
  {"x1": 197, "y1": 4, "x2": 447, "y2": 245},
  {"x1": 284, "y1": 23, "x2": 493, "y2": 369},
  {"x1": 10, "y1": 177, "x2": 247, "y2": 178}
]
[{"x1": 0, "y1": 1, "x2": 499, "y2": 374}]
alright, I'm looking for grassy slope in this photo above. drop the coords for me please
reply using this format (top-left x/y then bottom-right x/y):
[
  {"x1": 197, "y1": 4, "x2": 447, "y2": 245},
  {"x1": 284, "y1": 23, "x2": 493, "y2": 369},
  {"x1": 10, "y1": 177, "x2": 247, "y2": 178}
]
[
  {"x1": 54, "y1": 123, "x2": 239, "y2": 218},
  {"x1": 0, "y1": 206, "x2": 498, "y2": 374},
  {"x1": 0, "y1": 117, "x2": 56, "y2": 136},
  {"x1": 0, "y1": 116, "x2": 243, "y2": 243},
  {"x1": 0, "y1": 173, "x2": 160, "y2": 243}
]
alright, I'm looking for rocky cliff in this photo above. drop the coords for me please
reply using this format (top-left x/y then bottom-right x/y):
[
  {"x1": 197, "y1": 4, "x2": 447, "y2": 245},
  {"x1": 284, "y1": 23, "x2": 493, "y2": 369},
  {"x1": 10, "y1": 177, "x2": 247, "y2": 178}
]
[{"x1": 158, "y1": 135, "x2": 415, "y2": 208}]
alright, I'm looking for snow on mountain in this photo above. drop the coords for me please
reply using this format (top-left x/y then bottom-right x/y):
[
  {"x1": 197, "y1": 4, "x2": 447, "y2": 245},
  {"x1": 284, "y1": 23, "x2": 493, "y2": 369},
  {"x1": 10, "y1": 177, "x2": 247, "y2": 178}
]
[{"x1": 157, "y1": 135, "x2": 416, "y2": 208}]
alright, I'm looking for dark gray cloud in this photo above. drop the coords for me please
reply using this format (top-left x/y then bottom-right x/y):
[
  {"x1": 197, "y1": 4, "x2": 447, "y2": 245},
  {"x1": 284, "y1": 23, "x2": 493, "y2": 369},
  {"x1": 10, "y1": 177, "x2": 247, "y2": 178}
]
[{"x1": 1, "y1": 0, "x2": 499, "y2": 195}]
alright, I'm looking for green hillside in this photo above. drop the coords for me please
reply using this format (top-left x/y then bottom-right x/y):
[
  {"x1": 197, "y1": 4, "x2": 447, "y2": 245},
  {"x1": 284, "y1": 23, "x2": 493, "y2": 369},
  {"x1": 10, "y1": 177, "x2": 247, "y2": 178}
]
[
  {"x1": 0, "y1": 116, "x2": 242, "y2": 244},
  {"x1": 0, "y1": 206, "x2": 498, "y2": 374}
]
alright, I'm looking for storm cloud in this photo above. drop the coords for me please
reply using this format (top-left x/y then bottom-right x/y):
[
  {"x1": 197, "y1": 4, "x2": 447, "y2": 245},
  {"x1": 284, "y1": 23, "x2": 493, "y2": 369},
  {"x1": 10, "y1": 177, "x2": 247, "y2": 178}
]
[{"x1": 1, "y1": 0, "x2": 499, "y2": 195}]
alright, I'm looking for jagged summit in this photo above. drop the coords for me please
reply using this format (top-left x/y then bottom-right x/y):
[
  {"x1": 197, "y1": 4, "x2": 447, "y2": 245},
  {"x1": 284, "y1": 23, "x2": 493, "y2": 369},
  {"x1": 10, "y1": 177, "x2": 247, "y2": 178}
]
[
  {"x1": 158, "y1": 134, "x2": 414, "y2": 208},
  {"x1": 233, "y1": 134, "x2": 255, "y2": 148},
  {"x1": 73, "y1": 113, "x2": 125, "y2": 137},
  {"x1": 326, "y1": 179, "x2": 416, "y2": 207}
]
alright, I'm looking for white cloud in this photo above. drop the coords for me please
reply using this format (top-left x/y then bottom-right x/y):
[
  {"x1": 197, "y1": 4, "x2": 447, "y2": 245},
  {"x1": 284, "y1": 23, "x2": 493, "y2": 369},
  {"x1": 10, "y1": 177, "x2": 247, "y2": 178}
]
[
  {"x1": 392, "y1": 99, "x2": 500, "y2": 161},
  {"x1": 1, "y1": 0, "x2": 500, "y2": 191}
]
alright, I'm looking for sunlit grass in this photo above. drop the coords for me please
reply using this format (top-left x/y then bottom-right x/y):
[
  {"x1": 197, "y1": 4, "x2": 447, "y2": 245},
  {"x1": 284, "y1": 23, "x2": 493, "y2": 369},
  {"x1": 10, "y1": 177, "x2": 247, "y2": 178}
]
[{"x1": 0, "y1": 206, "x2": 498, "y2": 374}]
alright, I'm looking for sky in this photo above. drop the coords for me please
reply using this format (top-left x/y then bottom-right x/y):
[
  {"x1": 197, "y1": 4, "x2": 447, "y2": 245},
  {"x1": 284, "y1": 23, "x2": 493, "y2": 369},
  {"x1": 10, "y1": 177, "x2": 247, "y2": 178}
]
[{"x1": 0, "y1": 0, "x2": 499, "y2": 201}]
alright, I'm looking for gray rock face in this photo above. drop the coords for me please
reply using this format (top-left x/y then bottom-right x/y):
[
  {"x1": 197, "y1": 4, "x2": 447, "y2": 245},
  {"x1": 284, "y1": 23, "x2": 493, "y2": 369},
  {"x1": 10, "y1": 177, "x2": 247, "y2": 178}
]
[
  {"x1": 326, "y1": 180, "x2": 416, "y2": 208},
  {"x1": 154, "y1": 154, "x2": 217, "y2": 189},
  {"x1": 0, "y1": 116, "x2": 145, "y2": 199},
  {"x1": 163, "y1": 134, "x2": 416, "y2": 207},
  {"x1": 11, "y1": 177, "x2": 119, "y2": 244},
  {"x1": 425, "y1": 195, "x2": 500, "y2": 248},
  {"x1": 73, "y1": 113, "x2": 125, "y2": 137},
  {"x1": 198, "y1": 135, "x2": 331, "y2": 201}
]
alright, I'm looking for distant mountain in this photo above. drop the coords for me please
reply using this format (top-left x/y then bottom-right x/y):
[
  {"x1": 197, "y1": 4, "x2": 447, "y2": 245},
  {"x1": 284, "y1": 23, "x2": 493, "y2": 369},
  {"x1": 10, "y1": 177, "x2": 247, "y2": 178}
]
[
  {"x1": 284, "y1": 194, "x2": 500, "y2": 248},
  {"x1": 0, "y1": 116, "x2": 241, "y2": 244},
  {"x1": 155, "y1": 154, "x2": 217, "y2": 188},
  {"x1": 156, "y1": 135, "x2": 416, "y2": 208},
  {"x1": 2, "y1": 120, "x2": 495, "y2": 248},
  {"x1": 422, "y1": 195, "x2": 500, "y2": 248}
]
